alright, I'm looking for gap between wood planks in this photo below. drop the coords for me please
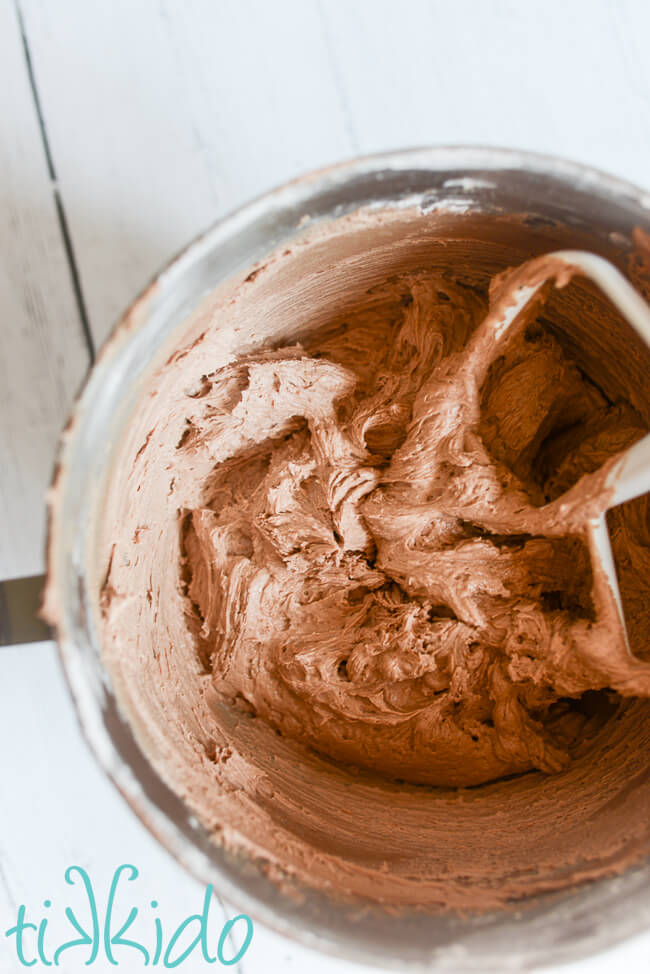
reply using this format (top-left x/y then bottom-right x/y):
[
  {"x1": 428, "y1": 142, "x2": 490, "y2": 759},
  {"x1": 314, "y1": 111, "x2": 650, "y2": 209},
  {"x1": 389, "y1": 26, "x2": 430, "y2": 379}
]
[{"x1": 14, "y1": 0, "x2": 96, "y2": 363}]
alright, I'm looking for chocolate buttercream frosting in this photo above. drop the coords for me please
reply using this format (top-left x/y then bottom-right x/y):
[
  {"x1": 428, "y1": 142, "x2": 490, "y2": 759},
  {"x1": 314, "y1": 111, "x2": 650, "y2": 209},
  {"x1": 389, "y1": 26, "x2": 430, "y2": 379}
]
[{"x1": 90, "y1": 210, "x2": 650, "y2": 911}]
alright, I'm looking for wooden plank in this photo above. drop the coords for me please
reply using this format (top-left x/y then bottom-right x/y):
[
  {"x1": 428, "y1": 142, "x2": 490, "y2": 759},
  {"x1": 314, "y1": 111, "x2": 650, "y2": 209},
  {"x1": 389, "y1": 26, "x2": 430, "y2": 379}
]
[
  {"x1": 21, "y1": 0, "x2": 650, "y2": 356},
  {"x1": 0, "y1": 0, "x2": 90, "y2": 580},
  {"x1": 0, "y1": 642, "x2": 226, "y2": 971},
  {"x1": 20, "y1": 0, "x2": 358, "y2": 349},
  {"x1": 318, "y1": 0, "x2": 650, "y2": 186}
]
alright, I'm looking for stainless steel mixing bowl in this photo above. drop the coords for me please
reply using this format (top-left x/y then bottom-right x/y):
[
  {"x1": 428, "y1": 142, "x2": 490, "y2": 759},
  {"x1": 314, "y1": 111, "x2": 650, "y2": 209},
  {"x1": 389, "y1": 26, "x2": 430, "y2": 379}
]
[{"x1": 46, "y1": 147, "x2": 650, "y2": 971}]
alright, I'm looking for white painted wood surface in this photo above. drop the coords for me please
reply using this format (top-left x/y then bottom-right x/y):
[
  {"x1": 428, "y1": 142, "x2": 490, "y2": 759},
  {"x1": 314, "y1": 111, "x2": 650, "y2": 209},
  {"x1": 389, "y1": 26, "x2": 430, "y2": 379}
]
[
  {"x1": 0, "y1": 0, "x2": 89, "y2": 579},
  {"x1": 3, "y1": 0, "x2": 650, "y2": 970}
]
